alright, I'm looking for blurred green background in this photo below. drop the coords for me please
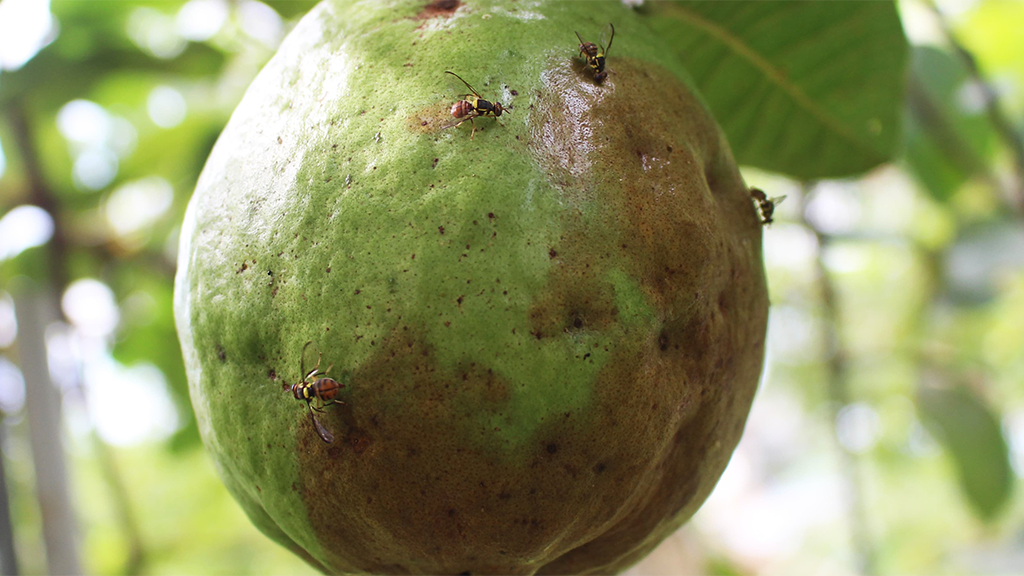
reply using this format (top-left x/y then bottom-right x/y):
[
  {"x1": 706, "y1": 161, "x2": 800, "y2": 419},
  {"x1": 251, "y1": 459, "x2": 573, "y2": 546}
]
[{"x1": 0, "y1": 0, "x2": 1023, "y2": 574}]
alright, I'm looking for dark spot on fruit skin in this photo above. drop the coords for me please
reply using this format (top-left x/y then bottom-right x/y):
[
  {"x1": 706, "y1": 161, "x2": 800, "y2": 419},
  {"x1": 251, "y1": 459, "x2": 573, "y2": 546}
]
[
  {"x1": 546, "y1": 443, "x2": 558, "y2": 454},
  {"x1": 268, "y1": 369, "x2": 277, "y2": 380},
  {"x1": 432, "y1": 157, "x2": 439, "y2": 168},
  {"x1": 416, "y1": 0, "x2": 460, "y2": 19},
  {"x1": 216, "y1": 345, "x2": 226, "y2": 362},
  {"x1": 548, "y1": 249, "x2": 557, "y2": 259},
  {"x1": 593, "y1": 463, "x2": 606, "y2": 474}
]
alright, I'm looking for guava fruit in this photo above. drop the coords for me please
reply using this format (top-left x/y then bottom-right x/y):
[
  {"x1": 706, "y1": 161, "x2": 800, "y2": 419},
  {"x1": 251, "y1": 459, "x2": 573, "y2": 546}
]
[{"x1": 173, "y1": 0, "x2": 769, "y2": 573}]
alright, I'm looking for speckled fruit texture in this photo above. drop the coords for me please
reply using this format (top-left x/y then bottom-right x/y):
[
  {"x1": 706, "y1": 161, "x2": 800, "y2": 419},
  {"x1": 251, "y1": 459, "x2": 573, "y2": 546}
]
[{"x1": 174, "y1": 0, "x2": 769, "y2": 573}]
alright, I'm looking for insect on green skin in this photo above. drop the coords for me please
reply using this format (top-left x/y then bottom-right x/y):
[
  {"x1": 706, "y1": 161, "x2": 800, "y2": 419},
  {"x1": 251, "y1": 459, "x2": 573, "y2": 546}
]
[
  {"x1": 287, "y1": 341, "x2": 344, "y2": 443},
  {"x1": 575, "y1": 23, "x2": 614, "y2": 82},
  {"x1": 443, "y1": 70, "x2": 511, "y2": 139}
]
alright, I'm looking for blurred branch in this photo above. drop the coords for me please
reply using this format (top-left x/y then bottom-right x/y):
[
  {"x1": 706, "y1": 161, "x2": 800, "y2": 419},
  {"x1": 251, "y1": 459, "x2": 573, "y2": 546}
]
[
  {"x1": 7, "y1": 99, "x2": 147, "y2": 575},
  {"x1": 6, "y1": 101, "x2": 69, "y2": 291},
  {"x1": 6, "y1": 100, "x2": 82, "y2": 576},
  {"x1": 12, "y1": 285, "x2": 82, "y2": 576},
  {"x1": 906, "y1": 72, "x2": 1004, "y2": 192},
  {"x1": 800, "y1": 183, "x2": 876, "y2": 575},
  {"x1": 0, "y1": 423, "x2": 19, "y2": 576},
  {"x1": 926, "y1": 0, "x2": 1024, "y2": 214}
]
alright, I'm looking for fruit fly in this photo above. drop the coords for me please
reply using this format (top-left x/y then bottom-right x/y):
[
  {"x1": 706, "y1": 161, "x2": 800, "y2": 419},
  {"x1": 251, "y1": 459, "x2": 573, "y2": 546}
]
[
  {"x1": 575, "y1": 23, "x2": 614, "y2": 82},
  {"x1": 750, "y1": 187, "x2": 786, "y2": 226},
  {"x1": 286, "y1": 341, "x2": 344, "y2": 443},
  {"x1": 443, "y1": 70, "x2": 510, "y2": 139}
]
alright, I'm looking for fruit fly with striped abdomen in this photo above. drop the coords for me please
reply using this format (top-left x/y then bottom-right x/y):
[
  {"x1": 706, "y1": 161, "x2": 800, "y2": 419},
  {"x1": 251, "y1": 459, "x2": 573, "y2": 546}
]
[
  {"x1": 443, "y1": 71, "x2": 510, "y2": 139},
  {"x1": 575, "y1": 23, "x2": 614, "y2": 82},
  {"x1": 286, "y1": 341, "x2": 344, "y2": 443},
  {"x1": 750, "y1": 187, "x2": 786, "y2": 226}
]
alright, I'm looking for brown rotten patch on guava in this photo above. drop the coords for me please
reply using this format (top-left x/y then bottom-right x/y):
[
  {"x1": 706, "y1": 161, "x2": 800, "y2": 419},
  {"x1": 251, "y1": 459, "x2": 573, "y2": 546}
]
[
  {"x1": 416, "y1": 0, "x2": 461, "y2": 20},
  {"x1": 525, "y1": 58, "x2": 767, "y2": 574}
]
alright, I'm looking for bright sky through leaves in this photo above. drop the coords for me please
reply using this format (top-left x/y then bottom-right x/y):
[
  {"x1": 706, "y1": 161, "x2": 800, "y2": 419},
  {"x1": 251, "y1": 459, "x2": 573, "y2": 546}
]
[
  {"x1": 0, "y1": 205, "x2": 55, "y2": 262},
  {"x1": 0, "y1": 0, "x2": 54, "y2": 71}
]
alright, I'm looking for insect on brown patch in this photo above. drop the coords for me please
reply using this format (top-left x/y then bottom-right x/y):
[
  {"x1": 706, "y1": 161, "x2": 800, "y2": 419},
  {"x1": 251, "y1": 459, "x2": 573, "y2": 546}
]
[
  {"x1": 286, "y1": 341, "x2": 345, "y2": 443},
  {"x1": 575, "y1": 23, "x2": 614, "y2": 83}
]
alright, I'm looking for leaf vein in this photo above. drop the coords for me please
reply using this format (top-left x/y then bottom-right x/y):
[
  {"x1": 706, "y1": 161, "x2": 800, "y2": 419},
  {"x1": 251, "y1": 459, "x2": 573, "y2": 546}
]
[{"x1": 666, "y1": 5, "x2": 884, "y2": 163}]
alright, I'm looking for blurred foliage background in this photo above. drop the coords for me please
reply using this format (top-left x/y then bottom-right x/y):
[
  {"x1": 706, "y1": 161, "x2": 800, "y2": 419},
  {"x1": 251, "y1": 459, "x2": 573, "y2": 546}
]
[{"x1": 0, "y1": 0, "x2": 1023, "y2": 574}]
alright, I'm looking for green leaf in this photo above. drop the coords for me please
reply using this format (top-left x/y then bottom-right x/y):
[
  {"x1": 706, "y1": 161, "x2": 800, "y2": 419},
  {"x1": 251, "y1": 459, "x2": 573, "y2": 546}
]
[
  {"x1": 903, "y1": 47, "x2": 996, "y2": 202},
  {"x1": 917, "y1": 384, "x2": 1013, "y2": 521},
  {"x1": 641, "y1": 1, "x2": 908, "y2": 179}
]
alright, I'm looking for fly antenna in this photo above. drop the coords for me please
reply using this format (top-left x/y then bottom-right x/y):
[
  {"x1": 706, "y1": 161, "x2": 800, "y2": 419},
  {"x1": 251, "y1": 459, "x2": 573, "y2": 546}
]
[
  {"x1": 300, "y1": 340, "x2": 313, "y2": 382},
  {"x1": 445, "y1": 70, "x2": 480, "y2": 97}
]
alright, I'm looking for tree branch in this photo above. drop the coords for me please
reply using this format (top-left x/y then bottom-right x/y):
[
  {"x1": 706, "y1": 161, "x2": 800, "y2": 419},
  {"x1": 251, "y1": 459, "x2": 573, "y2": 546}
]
[
  {"x1": 800, "y1": 183, "x2": 877, "y2": 575},
  {"x1": 0, "y1": 421, "x2": 19, "y2": 576},
  {"x1": 6, "y1": 97, "x2": 147, "y2": 576},
  {"x1": 12, "y1": 286, "x2": 81, "y2": 576},
  {"x1": 906, "y1": 72, "x2": 1003, "y2": 193},
  {"x1": 926, "y1": 0, "x2": 1024, "y2": 214}
]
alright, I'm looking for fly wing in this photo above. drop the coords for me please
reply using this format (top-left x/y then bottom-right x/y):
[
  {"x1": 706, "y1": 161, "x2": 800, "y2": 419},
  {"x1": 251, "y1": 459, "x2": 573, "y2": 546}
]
[
  {"x1": 309, "y1": 405, "x2": 335, "y2": 443},
  {"x1": 441, "y1": 114, "x2": 476, "y2": 130},
  {"x1": 769, "y1": 194, "x2": 788, "y2": 207},
  {"x1": 600, "y1": 23, "x2": 614, "y2": 56}
]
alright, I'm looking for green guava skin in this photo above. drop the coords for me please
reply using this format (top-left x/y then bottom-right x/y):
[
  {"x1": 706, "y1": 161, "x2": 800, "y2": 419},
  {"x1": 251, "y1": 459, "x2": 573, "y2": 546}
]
[{"x1": 174, "y1": 0, "x2": 768, "y2": 573}]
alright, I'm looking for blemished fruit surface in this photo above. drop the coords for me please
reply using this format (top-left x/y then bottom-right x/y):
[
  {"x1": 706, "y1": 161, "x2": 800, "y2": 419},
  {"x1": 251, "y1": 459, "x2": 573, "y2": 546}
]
[{"x1": 174, "y1": 0, "x2": 769, "y2": 573}]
